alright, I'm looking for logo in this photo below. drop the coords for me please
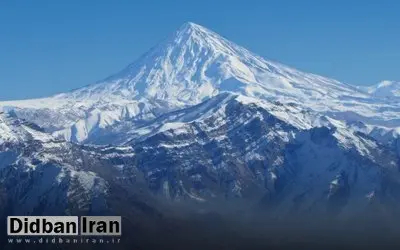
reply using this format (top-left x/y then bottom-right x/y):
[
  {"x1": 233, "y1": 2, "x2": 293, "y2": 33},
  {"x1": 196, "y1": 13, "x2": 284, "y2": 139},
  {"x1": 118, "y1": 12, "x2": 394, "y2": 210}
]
[{"x1": 7, "y1": 216, "x2": 121, "y2": 236}]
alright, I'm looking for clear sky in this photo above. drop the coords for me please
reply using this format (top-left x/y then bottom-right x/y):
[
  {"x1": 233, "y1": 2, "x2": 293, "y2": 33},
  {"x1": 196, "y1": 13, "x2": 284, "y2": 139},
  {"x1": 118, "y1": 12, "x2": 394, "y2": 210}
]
[{"x1": 0, "y1": 0, "x2": 399, "y2": 100}]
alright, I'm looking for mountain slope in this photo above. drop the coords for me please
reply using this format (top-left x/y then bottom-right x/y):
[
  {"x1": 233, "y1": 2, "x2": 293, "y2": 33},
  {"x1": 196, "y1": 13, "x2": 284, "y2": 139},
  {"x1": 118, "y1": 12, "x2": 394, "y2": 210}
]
[
  {"x1": 113, "y1": 93, "x2": 400, "y2": 216},
  {"x1": 0, "y1": 113, "x2": 166, "y2": 220},
  {"x1": 0, "y1": 112, "x2": 53, "y2": 144},
  {"x1": 362, "y1": 80, "x2": 400, "y2": 98}
]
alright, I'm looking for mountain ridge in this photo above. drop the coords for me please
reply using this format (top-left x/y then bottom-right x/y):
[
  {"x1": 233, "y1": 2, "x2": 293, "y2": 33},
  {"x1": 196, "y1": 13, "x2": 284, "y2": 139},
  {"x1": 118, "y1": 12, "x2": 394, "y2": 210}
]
[{"x1": 361, "y1": 80, "x2": 400, "y2": 98}]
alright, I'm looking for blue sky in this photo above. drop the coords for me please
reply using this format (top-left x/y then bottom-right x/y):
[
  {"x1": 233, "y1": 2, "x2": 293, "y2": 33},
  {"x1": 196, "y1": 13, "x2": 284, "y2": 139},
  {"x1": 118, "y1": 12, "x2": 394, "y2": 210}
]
[{"x1": 0, "y1": 0, "x2": 399, "y2": 100}]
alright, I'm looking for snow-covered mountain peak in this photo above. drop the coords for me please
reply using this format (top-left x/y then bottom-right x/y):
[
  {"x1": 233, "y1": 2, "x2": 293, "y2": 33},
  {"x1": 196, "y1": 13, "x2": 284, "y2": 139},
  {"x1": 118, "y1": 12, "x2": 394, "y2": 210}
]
[
  {"x1": 1, "y1": 22, "x2": 399, "y2": 143},
  {"x1": 175, "y1": 21, "x2": 212, "y2": 37},
  {"x1": 62, "y1": 21, "x2": 264, "y2": 102},
  {"x1": 363, "y1": 80, "x2": 400, "y2": 98},
  {"x1": 379, "y1": 80, "x2": 396, "y2": 87},
  {"x1": 163, "y1": 21, "x2": 246, "y2": 55},
  {"x1": 61, "y1": 21, "x2": 365, "y2": 104}
]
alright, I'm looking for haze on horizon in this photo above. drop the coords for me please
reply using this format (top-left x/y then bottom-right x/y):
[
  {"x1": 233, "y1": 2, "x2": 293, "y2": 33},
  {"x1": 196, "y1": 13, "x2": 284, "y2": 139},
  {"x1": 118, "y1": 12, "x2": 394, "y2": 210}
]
[{"x1": 0, "y1": 0, "x2": 399, "y2": 100}]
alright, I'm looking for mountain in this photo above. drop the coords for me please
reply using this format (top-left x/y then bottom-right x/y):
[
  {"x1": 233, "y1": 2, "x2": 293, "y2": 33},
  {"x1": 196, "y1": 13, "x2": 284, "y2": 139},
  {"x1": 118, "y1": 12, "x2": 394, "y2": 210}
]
[
  {"x1": 1, "y1": 22, "x2": 399, "y2": 144},
  {"x1": 2, "y1": 22, "x2": 400, "y2": 248},
  {"x1": 1, "y1": 22, "x2": 400, "y2": 243},
  {"x1": 362, "y1": 80, "x2": 400, "y2": 98},
  {"x1": 61, "y1": 22, "x2": 365, "y2": 103}
]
